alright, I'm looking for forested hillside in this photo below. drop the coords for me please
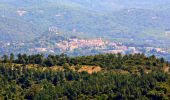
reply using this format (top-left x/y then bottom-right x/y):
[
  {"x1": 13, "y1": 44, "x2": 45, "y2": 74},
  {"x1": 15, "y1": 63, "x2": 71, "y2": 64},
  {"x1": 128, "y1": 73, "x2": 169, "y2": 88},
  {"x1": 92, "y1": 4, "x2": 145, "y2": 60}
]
[
  {"x1": 0, "y1": 0, "x2": 170, "y2": 46},
  {"x1": 0, "y1": 53, "x2": 170, "y2": 99}
]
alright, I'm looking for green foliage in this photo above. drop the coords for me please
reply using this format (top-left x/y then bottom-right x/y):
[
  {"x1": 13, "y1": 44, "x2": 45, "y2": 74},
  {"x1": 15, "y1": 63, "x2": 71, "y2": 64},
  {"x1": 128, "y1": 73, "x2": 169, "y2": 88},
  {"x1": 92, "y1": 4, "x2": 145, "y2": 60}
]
[
  {"x1": 0, "y1": 53, "x2": 170, "y2": 99},
  {"x1": 1, "y1": 0, "x2": 170, "y2": 46}
]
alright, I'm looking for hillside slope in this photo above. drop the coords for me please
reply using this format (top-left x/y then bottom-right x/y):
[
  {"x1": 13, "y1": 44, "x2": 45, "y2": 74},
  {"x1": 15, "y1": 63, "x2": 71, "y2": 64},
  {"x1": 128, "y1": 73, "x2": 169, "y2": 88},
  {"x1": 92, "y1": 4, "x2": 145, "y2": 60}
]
[
  {"x1": 0, "y1": 0, "x2": 170, "y2": 44},
  {"x1": 0, "y1": 53, "x2": 170, "y2": 99}
]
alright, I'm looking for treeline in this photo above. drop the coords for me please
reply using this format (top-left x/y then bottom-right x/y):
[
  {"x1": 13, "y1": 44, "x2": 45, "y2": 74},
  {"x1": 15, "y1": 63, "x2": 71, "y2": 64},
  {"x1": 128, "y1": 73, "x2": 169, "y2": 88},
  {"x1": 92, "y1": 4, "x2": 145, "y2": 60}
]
[{"x1": 0, "y1": 53, "x2": 168, "y2": 69}]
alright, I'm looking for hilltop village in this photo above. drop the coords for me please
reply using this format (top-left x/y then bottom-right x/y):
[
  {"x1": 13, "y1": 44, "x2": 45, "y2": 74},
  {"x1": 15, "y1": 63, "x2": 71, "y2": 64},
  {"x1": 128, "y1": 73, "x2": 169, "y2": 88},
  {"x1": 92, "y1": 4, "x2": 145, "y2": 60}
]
[
  {"x1": 0, "y1": 37, "x2": 169, "y2": 59},
  {"x1": 53, "y1": 38, "x2": 167, "y2": 55}
]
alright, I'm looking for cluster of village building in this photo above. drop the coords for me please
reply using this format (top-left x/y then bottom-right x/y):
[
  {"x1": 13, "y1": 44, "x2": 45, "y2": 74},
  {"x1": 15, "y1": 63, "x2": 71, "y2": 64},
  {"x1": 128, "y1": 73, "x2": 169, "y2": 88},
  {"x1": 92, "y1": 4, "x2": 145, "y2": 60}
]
[
  {"x1": 0, "y1": 38, "x2": 168, "y2": 57},
  {"x1": 53, "y1": 38, "x2": 167, "y2": 55},
  {"x1": 56, "y1": 38, "x2": 106, "y2": 51}
]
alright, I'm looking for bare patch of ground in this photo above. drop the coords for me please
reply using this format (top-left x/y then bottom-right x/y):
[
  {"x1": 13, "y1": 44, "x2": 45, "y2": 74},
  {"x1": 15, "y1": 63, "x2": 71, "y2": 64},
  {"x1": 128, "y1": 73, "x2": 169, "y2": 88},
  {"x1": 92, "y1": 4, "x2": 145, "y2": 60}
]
[{"x1": 78, "y1": 66, "x2": 102, "y2": 74}]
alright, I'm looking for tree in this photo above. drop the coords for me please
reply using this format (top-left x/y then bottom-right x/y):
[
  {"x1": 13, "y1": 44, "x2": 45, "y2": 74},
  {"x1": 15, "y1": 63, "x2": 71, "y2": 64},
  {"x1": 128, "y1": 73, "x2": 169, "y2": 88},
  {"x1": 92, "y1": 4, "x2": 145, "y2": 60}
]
[
  {"x1": 75, "y1": 64, "x2": 81, "y2": 70},
  {"x1": 25, "y1": 84, "x2": 42, "y2": 100},
  {"x1": 10, "y1": 53, "x2": 14, "y2": 63},
  {"x1": 35, "y1": 54, "x2": 44, "y2": 65},
  {"x1": 17, "y1": 53, "x2": 22, "y2": 63},
  {"x1": 2, "y1": 55, "x2": 9, "y2": 63},
  {"x1": 44, "y1": 57, "x2": 54, "y2": 67},
  {"x1": 160, "y1": 58, "x2": 165, "y2": 63},
  {"x1": 63, "y1": 63, "x2": 70, "y2": 70}
]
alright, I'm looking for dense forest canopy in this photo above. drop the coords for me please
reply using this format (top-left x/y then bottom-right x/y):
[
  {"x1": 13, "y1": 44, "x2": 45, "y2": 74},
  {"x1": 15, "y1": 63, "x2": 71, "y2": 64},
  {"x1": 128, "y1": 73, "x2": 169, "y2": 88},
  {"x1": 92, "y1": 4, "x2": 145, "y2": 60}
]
[{"x1": 0, "y1": 53, "x2": 170, "y2": 99}]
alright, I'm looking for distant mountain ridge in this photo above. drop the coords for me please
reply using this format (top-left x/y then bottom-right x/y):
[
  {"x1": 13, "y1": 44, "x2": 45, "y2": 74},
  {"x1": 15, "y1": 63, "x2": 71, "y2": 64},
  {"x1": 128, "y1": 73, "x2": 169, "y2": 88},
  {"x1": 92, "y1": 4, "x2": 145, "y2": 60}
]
[{"x1": 0, "y1": 0, "x2": 170, "y2": 47}]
